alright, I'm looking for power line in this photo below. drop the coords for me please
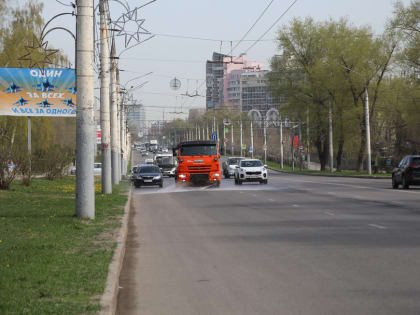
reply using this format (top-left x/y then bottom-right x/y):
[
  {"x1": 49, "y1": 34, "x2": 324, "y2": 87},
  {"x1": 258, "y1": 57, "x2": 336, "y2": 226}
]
[
  {"x1": 230, "y1": 0, "x2": 276, "y2": 56},
  {"x1": 242, "y1": 0, "x2": 299, "y2": 55}
]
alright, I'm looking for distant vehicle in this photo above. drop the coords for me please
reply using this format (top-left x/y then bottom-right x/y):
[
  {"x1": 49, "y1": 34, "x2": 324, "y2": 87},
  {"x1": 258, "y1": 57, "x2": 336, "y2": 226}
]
[
  {"x1": 130, "y1": 165, "x2": 140, "y2": 181},
  {"x1": 94, "y1": 163, "x2": 102, "y2": 175},
  {"x1": 392, "y1": 155, "x2": 420, "y2": 189},
  {"x1": 162, "y1": 147, "x2": 169, "y2": 153},
  {"x1": 145, "y1": 158, "x2": 154, "y2": 164},
  {"x1": 71, "y1": 163, "x2": 102, "y2": 175},
  {"x1": 222, "y1": 157, "x2": 245, "y2": 179},
  {"x1": 234, "y1": 159, "x2": 268, "y2": 185},
  {"x1": 133, "y1": 165, "x2": 163, "y2": 188},
  {"x1": 174, "y1": 140, "x2": 221, "y2": 186},
  {"x1": 156, "y1": 155, "x2": 177, "y2": 177}
]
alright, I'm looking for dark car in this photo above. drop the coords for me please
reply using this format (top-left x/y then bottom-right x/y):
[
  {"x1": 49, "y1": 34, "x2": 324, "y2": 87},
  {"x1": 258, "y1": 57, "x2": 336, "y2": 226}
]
[
  {"x1": 133, "y1": 165, "x2": 163, "y2": 188},
  {"x1": 392, "y1": 155, "x2": 420, "y2": 189}
]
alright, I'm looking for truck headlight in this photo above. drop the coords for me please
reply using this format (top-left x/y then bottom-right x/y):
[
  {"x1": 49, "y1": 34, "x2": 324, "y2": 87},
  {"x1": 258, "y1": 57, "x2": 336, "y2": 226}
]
[
  {"x1": 213, "y1": 173, "x2": 220, "y2": 177},
  {"x1": 179, "y1": 174, "x2": 186, "y2": 179}
]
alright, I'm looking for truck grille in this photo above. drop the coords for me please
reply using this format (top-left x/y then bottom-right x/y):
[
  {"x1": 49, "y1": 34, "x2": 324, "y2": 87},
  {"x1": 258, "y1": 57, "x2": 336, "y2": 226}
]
[
  {"x1": 246, "y1": 171, "x2": 261, "y2": 175},
  {"x1": 188, "y1": 165, "x2": 211, "y2": 172}
]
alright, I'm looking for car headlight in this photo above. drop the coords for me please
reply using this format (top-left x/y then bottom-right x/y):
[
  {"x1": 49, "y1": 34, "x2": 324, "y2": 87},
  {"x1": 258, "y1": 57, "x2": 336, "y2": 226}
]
[
  {"x1": 153, "y1": 176, "x2": 161, "y2": 180},
  {"x1": 179, "y1": 174, "x2": 187, "y2": 179}
]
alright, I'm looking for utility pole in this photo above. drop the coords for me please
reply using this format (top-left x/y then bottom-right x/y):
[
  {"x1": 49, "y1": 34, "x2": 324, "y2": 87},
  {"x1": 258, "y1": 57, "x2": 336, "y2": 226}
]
[
  {"x1": 250, "y1": 120, "x2": 254, "y2": 159},
  {"x1": 119, "y1": 85, "x2": 125, "y2": 178},
  {"x1": 110, "y1": 38, "x2": 120, "y2": 185},
  {"x1": 206, "y1": 123, "x2": 209, "y2": 140},
  {"x1": 328, "y1": 99, "x2": 334, "y2": 173},
  {"x1": 299, "y1": 121, "x2": 303, "y2": 171},
  {"x1": 279, "y1": 118, "x2": 284, "y2": 169},
  {"x1": 223, "y1": 123, "x2": 226, "y2": 156},
  {"x1": 231, "y1": 123, "x2": 234, "y2": 156},
  {"x1": 240, "y1": 119, "x2": 243, "y2": 157},
  {"x1": 216, "y1": 122, "x2": 220, "y2": 149},
  {"x1": 28, "y1": 117, "x2": 31, "y2": 176},
  {"x1": 75, "y1": 0, "x2": 95, "y2": 219},
  {"x1": 99, "y1": 0, "x2": 112, "y2": 194},
  {"x1": 306, "y1": 109, "x2": 310, "y2": 170},
  {"x1": 263, "y1": 120, "x2": 267, "y2": 164},
  {"x1": 365, "y1": 87, "x2": 372, "y2": 175},
  {"x1": 116, "y1": 68, "x2": 122, "y2": 180}
]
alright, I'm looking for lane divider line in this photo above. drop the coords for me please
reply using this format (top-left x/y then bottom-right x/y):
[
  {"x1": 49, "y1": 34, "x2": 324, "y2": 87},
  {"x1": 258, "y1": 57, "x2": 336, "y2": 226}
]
[{"x1": 368, "y1": 224, "x2": 387, "y2": 229}]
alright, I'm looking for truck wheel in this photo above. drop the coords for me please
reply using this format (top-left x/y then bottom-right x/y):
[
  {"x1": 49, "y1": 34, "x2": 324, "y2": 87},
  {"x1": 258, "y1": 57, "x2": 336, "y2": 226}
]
[{"x1": 216, "y1": 181, "x2": 220, "y2": 187}]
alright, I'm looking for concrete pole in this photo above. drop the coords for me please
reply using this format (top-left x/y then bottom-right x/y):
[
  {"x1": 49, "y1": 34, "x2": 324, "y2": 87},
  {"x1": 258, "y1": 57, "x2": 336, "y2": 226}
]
[
  {"x1": 223, "y1": 123, "x2": 226, "y2": 156},
  {"x1": 328, "y1": 99, "x2": 334, "y2": 173},
  {"x1": 240, "y1": 119, "x2": 243, "y2": 157},
  {"x1": 99, "y1": 0, "x2": 112, "y2": 194},
  {"x1": 120, "y1": 90, "x2": 125, "y2": 177},
  {"x1": 280, "y1": 119, "x2": 284, "y2": 169},
  {"x1": 75, "y1": 0, "x2": 95, "y2": 219},
  {"x1": 263, "y1": 121, "x2": 267, "y2": 164},
  {"x1": 365, "y1": 87, "x2": 372, "y2": 175},
  {"x1": 116, "y1": 69, "x2": 122, "y2": 180},
  {"x1": 306, "y1": 108, "x2": 310, "y2": 170},
  {"x1": 110, "y1": 38, "x2": 120, "y2": 185},
  {"x1": 231, "y1": 124, "x2": 234, "y2": 156},
  {"x1": 217, "y1": 123, "x2": 220, "y2": 149},
  {"x1": 250, "y1": 120, "x2": 254, "y2": 159},
  {"x1": 27, "y1": 117, "x2": 31, "y2": 175}
]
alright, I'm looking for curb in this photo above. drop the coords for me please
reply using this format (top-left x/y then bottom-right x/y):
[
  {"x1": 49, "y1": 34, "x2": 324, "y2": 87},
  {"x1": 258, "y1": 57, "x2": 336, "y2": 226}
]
[
  {"x1": 99, "y1": 185, "x2": 133, "y2": 315},
  {"x1": 267, "y1": 167, "x2": 391, "y2": 180}
]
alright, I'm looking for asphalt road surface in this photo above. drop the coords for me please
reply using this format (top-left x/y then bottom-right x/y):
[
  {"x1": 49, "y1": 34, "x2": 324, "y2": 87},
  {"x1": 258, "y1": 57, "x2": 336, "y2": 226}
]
[{"x1": 117, "y1": 151, "x2": 420, "y2": 315}]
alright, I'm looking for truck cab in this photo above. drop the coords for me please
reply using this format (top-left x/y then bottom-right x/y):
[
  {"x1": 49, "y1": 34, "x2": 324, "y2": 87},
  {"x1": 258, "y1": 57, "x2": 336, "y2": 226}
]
[{"x1": 174, "y1": 140, "x2": 221, "y2": 186}]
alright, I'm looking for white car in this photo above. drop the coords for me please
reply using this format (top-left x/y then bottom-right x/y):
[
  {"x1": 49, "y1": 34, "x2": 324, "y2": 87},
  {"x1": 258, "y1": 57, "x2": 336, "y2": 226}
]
[
  {"x1": 145, "y1": 158, "x2": 154, "y2": 164},
  {"x1": 234, "y1": 159, "x2": 268, "y2": 185}
]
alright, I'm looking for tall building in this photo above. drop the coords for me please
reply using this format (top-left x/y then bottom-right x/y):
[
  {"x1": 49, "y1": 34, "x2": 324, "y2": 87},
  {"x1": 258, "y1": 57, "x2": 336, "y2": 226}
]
[
  {"x1": 206, "y1": 52, "x2": 226, "y2": 110},
  {"x1": 240, "y1": 70, "x2": 282, "y2": 118}
]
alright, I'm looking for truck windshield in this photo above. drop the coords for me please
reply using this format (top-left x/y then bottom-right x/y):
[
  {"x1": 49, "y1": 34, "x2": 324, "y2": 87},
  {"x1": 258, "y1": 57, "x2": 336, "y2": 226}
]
[{"x1": 180, "y1": 145, "x2": 217, "y2": 156}]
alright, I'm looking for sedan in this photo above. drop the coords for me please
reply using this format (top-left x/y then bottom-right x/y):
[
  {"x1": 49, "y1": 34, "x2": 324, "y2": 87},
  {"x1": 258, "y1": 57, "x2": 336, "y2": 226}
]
[
  {"x1": 223, "y1": 157, "x2": 245, "y2": 178},
  {"x1": 392, "y1": 155, "x2": 420, "y2": 189},
  {"x1": 133, "y1": 165, "x2": 163, "y2": 188}
]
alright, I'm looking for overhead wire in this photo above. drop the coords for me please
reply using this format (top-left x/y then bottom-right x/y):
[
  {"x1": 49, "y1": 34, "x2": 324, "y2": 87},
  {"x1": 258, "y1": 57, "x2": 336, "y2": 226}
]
[{"x1": 242, "y1": 0, "x2": 299, "y2": 55}]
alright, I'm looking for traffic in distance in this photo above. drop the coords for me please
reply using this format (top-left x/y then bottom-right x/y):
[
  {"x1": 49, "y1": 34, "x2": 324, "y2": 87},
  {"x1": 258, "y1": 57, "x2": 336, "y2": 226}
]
[{"x1": 131, "y1": 141, "x2": 420, "y2": 191}]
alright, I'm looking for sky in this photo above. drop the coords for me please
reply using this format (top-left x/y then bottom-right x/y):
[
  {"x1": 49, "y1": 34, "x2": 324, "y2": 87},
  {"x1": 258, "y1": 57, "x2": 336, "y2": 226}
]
[{"x1": 40, "y1": 0, "x2": 412, "y2": 122}]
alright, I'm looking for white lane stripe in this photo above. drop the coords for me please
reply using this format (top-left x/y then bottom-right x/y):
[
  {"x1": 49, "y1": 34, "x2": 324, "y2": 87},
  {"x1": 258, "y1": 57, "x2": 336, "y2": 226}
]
[
  {"x1": 268, "y1": 198, "x2": 275, "y2": 202},
  {"x1": 368, "y1": 224, "x2": 387, "y2": 229},
  {"x1": 292, "y1": 204, "x2": 299, "y2": 208},
  {"x1": 324, "y1": 211, "x2": 335, "y2": 216}
]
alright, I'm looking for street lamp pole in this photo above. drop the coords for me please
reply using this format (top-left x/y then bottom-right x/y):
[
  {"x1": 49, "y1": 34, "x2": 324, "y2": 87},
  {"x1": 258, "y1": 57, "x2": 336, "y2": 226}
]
[
  {"x1": 75, "y1": 0, "x2": 95, "y2": 219},
  {"x1": 365, "y1": 87, "x2": 372, "y2": 175}
]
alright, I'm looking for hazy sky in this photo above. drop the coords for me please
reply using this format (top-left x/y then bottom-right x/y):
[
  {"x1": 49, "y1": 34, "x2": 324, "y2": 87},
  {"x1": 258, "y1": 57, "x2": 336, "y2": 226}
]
[{"x1": 41, "y1": 0, "x2": 411, "y2": 121}]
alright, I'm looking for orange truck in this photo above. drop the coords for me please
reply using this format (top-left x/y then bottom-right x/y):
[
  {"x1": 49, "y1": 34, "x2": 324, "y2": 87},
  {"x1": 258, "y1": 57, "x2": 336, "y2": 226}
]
[{"x1": 173, "y1": 140, "x2": 221, "y2": 186}]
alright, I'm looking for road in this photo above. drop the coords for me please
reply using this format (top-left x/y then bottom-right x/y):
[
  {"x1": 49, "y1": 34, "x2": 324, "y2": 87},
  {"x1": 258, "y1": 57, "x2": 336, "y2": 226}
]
[{"x1": 117, "y1": 151, "x2": 420, "y2": 315}]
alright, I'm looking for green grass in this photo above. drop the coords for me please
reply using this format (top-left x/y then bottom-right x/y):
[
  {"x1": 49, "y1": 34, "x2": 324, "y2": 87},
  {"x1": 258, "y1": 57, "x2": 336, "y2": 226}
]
[
  {"x1": 0, "y1": 177, "x2": 129, "y2": 314},
  {"x1": 266, "y1": 161, "x2": 392, "y2": 177}
]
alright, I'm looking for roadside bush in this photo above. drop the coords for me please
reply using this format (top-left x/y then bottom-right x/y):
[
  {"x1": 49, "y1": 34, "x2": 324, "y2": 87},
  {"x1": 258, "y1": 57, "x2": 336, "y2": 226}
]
[{"x1": 33, "y1": 145, "x2": 74, "y2": 180}]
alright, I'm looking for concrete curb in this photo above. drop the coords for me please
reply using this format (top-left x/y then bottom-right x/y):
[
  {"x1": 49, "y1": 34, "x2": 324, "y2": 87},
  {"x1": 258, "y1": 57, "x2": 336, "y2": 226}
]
[
  {"x1": 267, "y1": 167, "x2": 391, "y2": 180},
  {"x1": 99, "y1": 185, "x2": 133, "y2": 315}
]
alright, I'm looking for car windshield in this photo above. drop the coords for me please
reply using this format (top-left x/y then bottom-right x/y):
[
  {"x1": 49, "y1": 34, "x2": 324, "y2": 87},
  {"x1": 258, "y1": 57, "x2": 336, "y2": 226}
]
[
  {"x1": 157, "y1": 157, "x2": 174, "y2": 165},
  {"x1": 228, "y1": 158, "x2": 242, "y2": 165},
  {"x1": 241, "y1": 160, "x2": 262, "y2": 167},
  {"x1": 180, "y1": 145, "x2": 217, "y2": 156},
  {"x1": 138, "y1": 166, "x2": 160, "y2": 173},
  {"x1": 411, "y1": 157, "x2": 420, "y2": 165}
]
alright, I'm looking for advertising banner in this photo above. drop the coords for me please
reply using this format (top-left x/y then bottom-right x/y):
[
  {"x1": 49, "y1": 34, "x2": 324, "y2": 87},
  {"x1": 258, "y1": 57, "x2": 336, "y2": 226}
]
[{"x1": 0, "y1": 67, "x2": 76, "y2": 117}]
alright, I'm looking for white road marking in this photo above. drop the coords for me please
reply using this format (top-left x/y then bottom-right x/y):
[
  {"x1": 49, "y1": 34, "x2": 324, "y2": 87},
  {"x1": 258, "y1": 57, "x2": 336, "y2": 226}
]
[
  {"x1": 268, "y1": 199, "x2": 275, "y2": 202},
  {"x1": 292, "y1": 204, "x2": 300, "y2": 208},
  {"x1": 324, "y1": 211, "x2": 335, "y2": 216},
  {"x1": 368, "y1": 224, "x2": 387, "y2": 229}
]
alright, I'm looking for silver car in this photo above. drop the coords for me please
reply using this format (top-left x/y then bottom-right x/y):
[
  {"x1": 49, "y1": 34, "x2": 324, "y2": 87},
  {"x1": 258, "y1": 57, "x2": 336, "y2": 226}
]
[{"x1": 223, "y1": 157, "x2": 245, "y2": 179}]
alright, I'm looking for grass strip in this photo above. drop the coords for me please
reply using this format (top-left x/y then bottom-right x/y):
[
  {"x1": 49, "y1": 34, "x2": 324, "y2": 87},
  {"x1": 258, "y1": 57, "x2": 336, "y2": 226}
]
[
  {"x1": 0, "y1": 177, "x2": 129, "y2": 314},
  {"x1": 266, "y1": 161, "x2": 392, "y2": 178}
]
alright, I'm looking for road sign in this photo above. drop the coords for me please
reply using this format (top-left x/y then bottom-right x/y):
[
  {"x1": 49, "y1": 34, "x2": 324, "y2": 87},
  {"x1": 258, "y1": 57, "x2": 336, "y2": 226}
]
[
  {"x1": 241, "y1": 144, "x2": 246, "y2": 150},
  {"x1": 249, "y1": 146, "x2": 253, "y2": 153},
  {"x1": 263, "y1": 144, "x2": 267, "y2": 150},
  {"x1": 212, "y1": 133, "x2": 217, "y2": 141}
]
